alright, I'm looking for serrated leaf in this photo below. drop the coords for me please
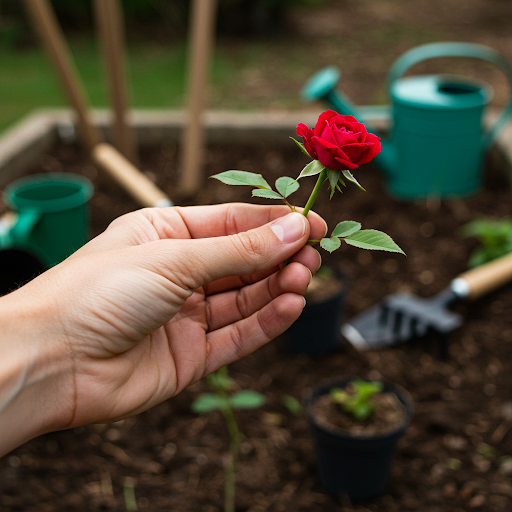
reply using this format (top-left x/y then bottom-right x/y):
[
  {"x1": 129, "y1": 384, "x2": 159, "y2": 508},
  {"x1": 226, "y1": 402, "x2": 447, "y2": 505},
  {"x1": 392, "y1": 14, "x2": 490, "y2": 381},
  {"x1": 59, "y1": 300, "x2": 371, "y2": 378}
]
[
  {"x1": 332, "y1": 220, "x2": 362, "y2": 238},
  {"x1": 275, "y1": 177, "x2": 299, "y2": 198},
  {"x1": 342, "y1": 169, "x2": 366, "y2": 191},
  {"x1": 326, "y1": 169, "x2": 341, "y2": 198},
  {"x1": 290, "y1": 137, "x2": 311, "y2": 158},
  {"x1": 345, "y1": 230, "x2": 405, "y2": 254},
  {"x1": 298, "y1": 160, "x2": 325, "y2": 179},
  {"x1": 320, "y1": 236, "x2": 342, "y2": 253},
  {"x1": 252, "y1": 189, "x2": 283, "y2": 200},
  {"x1": 211, "y1": 170, "x2": 271, "y2": 189},
  {"x1": 229, "y1": 390, "x2": 266, "y2": 410},
  {"x1": 191, "y1": 394, "x2": 228, "y2": 414}
]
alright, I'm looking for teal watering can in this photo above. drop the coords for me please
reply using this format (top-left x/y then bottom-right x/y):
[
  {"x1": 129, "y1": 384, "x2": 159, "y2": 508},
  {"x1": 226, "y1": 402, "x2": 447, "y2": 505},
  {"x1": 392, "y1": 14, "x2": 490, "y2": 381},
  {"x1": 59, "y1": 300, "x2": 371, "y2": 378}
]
[{"x1": 302, "y1": 42, "x2": 512, "y2": 199}]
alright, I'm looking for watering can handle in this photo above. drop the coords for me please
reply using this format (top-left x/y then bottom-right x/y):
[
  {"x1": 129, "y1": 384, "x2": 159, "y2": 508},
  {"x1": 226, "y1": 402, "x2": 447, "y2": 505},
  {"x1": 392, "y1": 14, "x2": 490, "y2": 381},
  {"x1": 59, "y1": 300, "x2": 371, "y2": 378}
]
[{"x1": 386, "y1": 42, "x2": 512, "y2": 147}]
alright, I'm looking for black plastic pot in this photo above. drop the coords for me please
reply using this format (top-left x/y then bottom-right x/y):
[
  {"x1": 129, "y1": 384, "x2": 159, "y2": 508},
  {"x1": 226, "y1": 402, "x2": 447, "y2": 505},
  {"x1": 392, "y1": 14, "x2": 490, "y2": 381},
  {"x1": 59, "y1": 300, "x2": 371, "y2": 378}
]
[
  {"x1": 0, "y1": 247, "x2": 45, "y2": 296},
  {"x1": 304, "y1": 377, "x2": 413, "y2": 503},
  {"x1": 282, "y1": 269, "x2": 348, "y2": 355}
]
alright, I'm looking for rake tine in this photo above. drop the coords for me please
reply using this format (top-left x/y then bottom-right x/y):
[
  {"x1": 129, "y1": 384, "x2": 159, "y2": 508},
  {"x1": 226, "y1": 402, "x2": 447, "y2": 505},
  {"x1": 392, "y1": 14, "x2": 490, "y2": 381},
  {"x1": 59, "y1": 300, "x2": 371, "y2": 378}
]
[{"x1": 379, "y1": 303, "x2": 390, "y2": 325}]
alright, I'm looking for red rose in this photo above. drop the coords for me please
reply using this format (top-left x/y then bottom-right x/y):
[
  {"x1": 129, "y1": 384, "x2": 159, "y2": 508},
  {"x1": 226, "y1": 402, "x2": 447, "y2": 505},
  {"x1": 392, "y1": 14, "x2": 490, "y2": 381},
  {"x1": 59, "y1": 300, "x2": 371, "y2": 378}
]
[{"x1": 296, "y1": 110, "x2": 381, "y2": 171}]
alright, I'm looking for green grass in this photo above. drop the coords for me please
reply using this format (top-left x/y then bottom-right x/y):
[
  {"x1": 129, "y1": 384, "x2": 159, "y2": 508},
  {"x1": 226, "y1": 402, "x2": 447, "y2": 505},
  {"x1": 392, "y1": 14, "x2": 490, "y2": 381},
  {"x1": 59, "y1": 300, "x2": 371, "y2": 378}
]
[{"x1": 0, "y1": 36, "x2": 241, "y2": 134}]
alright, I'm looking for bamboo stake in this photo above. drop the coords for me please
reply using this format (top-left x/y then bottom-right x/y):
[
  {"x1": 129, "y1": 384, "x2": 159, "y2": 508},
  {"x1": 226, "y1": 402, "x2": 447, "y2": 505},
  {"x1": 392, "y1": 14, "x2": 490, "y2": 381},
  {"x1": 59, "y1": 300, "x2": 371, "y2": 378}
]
[
  {"x1": 23, "y1": 0, "x2": 100, "y2": 152},
  {"x1": 179, "y1": 0, "x2": 218, "y2": 196},
  {"x1": 92, "y1": 143, "x2": 171, "y2": 208},
  {"x1": 22, "y1": 0, "x2": 172, "y2": 208},
  {"x1": 93, "y1": 0, "x2": 138, "y2": 164}
]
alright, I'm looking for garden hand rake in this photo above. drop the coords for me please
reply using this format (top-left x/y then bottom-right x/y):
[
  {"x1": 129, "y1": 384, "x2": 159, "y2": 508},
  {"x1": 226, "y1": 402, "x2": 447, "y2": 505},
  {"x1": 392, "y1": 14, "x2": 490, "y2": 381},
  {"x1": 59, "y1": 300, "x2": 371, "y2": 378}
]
[{"x1": 342, "y1": 251, "x2": 512, "y2": 354}]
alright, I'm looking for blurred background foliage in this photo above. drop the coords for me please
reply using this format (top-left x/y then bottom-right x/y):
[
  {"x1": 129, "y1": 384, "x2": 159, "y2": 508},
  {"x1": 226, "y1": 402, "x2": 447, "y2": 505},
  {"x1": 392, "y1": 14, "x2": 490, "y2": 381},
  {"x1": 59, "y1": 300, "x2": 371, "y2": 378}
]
[{"x1": 1, "y1": 0, "x2": 511, "y2": 134}]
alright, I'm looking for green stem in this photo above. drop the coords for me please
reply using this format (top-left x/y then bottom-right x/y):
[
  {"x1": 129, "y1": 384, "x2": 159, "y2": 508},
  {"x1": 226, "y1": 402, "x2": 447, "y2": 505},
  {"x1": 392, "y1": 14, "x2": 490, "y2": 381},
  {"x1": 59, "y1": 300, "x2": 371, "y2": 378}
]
[
  {"x1": 213, "y1": 367, "x2": 240, "y2": 512},
  {"x1": 221, "y1": 405, "x2": 240, "y2": 512},
  {"x1": 302, "y1": 170, "x2": 327, "y2": 218}
]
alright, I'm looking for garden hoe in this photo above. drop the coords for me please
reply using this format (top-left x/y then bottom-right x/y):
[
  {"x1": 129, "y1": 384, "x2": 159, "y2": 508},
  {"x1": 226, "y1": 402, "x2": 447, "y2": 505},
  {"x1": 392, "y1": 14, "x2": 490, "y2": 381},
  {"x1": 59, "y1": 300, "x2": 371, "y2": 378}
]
[{"x1": 342, "y1": 251, "x2": 512, "y2": 355}]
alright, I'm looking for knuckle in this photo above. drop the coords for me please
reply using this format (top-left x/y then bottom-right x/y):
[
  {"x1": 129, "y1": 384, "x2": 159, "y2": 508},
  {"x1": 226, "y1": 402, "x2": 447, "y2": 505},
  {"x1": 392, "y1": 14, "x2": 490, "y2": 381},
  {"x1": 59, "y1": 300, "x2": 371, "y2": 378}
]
[
  {"x1": 229, "y1": 324, "x2": 247, "y2": 360},
  {"x1": 232, "y1": 230, "x2": 267, "y2": 260},
  {"x1": 235, "y1": 288, "x2": 251, "y2": 319}
]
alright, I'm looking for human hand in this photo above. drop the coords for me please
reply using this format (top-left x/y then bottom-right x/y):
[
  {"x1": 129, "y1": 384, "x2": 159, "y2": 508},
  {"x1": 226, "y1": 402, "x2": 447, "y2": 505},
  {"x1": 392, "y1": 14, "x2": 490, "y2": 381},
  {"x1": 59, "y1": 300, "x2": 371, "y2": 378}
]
[{"x1": 0, "y1": 203, "x2": 326, "y2": 453}]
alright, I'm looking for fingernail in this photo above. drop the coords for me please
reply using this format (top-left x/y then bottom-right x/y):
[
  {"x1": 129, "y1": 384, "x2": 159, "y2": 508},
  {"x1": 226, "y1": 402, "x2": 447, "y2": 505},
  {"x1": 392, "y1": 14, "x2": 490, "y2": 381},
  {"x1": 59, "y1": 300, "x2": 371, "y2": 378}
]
[
  {"x1": 302, "y1": 296, "x2": 307, "y2": 308},
  {"x1": 314, "y1": 249, "x2": 322, "y2": 272},
  {"x1": 271, "y1": 213, "x2": 306, "y2": 243}
]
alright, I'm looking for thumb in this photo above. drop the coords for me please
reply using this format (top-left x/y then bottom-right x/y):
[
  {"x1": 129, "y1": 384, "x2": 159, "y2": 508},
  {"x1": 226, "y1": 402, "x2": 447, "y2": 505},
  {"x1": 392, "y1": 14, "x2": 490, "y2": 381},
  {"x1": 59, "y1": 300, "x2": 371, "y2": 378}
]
[{"x1": 161, "y1": 212, "x2": 309, "y2": 288}]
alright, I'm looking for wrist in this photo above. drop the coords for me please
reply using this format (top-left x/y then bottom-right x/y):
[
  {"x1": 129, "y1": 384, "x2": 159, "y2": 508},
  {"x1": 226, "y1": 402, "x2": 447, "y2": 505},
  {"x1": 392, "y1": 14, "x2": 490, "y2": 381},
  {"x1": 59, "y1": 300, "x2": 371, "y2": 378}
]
[{"x1": 0, "y1": 282, "x2": 74, "y2": 456}]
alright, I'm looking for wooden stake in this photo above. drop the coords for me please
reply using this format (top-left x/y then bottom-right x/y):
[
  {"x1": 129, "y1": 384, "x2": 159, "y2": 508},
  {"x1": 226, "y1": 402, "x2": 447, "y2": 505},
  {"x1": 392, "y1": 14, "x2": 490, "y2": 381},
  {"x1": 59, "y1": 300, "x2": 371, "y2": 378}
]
[
  {"x1": 179, "y1": 0, "x2": 218, "y2": 196},
  {"x1": 93, "y1": 0, "x2": 138, "y2": 164},
  {"x1": 22, "y1": 0, "x2": 172, "y2": 208},
  {"x1": 92, "y1": 143, "x2": 171, "y2": 208},
  {"x1": 23, "y1": 0, "x2": 101, "y2": 152}
]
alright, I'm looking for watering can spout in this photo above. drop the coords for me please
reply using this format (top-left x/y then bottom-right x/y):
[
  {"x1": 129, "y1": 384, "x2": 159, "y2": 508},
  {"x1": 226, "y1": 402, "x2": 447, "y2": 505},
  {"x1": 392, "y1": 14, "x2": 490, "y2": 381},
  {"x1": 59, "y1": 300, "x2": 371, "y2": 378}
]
[
  {"x1": 301, "y1": 66, "x2": 394, "y2": 176},
  {"x1": 301, "y1": 67, "x2": 362, "y2": 120}
]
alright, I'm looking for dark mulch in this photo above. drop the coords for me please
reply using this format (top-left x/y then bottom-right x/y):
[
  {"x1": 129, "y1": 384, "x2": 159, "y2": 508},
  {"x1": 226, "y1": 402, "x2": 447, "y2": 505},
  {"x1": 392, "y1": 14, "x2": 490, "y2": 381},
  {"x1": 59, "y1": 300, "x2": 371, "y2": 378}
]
[{"x1": 1, "y1": 135, "x2": 512, "y2": 512}]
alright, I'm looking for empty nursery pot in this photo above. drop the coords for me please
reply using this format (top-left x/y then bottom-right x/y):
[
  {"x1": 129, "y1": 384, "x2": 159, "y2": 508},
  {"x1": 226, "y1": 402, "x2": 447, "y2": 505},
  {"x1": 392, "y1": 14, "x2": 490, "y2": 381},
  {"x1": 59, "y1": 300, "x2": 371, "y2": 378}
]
[
  {"x1": 282, "y1": 267, "x2": 348, "y2": 355},
  {"x1": 304, "y1": 377, "x2": 413, "y2": 503}
]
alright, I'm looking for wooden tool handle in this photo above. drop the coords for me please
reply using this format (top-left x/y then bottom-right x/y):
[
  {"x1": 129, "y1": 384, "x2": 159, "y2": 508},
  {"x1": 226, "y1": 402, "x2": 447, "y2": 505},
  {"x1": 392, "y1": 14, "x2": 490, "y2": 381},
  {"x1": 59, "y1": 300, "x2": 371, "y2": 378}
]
[
  {"x1": 92, "y1": 144, "x2": 172, "y2": 208},
  {"x1": 457, "y1": 251, "x2": 512, "y2": 300}
]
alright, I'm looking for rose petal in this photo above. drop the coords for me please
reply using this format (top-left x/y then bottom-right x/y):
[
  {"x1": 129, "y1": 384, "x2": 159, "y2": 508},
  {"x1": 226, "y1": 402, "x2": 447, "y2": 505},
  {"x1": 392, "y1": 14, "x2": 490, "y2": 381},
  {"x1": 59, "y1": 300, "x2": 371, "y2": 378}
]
[
  {"x1": 296, "y1": 123, "x2": 310, "y2": 137},
  {"x1": 339, "y1": 143, "x2": 369, "y2": 163},
  {"x1": 357, "y1": 140, "x2": 381, "y2": 165},
  {"x1": 313, "y1": 110, "x2": 338, "y2": 136},
  {"x1": 334, "y1": 155, "x2": 359, "y2": 170},
  {"x1": 311, "y1": 135, "x2": 339, "y2": 151},
  {"x1": 333, "y1": 128, "x2": 358, "y2": 146}
]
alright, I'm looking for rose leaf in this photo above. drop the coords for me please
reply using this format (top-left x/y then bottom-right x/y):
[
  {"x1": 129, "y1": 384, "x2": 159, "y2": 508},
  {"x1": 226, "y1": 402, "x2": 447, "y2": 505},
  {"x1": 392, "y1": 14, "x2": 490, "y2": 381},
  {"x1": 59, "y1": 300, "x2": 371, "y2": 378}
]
[
  {"x1": 344, "y1": 230, "x2": 405, "y2": 254},
  {"x1": 332, "y1": 220, "x2": 362, "y2": 238},
  {"x1": 320, "y1": 236, "x2": 342, "y2": 253},
  {"x1": 211, "y1": 170, "x2": 271, "y2": 189},
  {"x1": 275, "y1": 176, "x2": 299, "y2": 198},
  {"x1": 252, "y1": 189, "x2": 283, "y2": 200},
  {"x1": 298, "y1": 160, "x2": 325, "y2": 179}
]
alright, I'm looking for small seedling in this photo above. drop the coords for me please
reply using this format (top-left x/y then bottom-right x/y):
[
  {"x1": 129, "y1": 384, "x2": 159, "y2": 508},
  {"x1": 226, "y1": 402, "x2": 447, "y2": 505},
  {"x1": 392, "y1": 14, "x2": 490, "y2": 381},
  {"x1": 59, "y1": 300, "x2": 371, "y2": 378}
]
[
  {"x1": 211, "y1": 110, "x2": 404, "y2": 255},
  {"x1": 191, "y1": 366, "x2": 265, "y2": 512},
  {"x1": 330, "y1": 379, "x2": 383, "y2": 420},
  {"x1": 281, "y1": 394, "x2": 303, "y2": 416},
  {"x1": 462, "y1": 217, "x2": 512, "y2": 267}
]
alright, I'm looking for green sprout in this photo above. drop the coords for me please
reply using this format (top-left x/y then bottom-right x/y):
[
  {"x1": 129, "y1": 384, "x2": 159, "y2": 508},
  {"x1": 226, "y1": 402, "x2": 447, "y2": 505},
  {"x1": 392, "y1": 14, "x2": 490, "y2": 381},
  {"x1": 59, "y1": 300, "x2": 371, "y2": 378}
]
[
  {"x1": 330, "y1": 379, "x2": 383, "y2": 420},
  {"x1": 461, "y1": 217, "x2": 512, "y2": 268},
  {"x1": 191, "y1": 366, "x2": 265, "y2": 512}
]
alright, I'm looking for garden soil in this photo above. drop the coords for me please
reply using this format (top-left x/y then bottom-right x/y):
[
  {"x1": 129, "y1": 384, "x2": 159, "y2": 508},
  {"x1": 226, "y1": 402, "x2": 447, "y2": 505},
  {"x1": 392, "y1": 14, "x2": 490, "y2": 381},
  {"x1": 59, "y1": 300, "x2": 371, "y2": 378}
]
[
  {"x1": 3, "y1": 0, "x2": 512, "y2": 509},
  {"x1": 1, "y1": 138, "x2": 512, "y2": 512}
]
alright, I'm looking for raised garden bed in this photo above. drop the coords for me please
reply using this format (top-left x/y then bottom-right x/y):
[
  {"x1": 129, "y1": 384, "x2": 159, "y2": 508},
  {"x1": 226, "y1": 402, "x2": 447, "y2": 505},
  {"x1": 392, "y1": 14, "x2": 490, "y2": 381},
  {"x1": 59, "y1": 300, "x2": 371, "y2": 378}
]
[{"x1": 2, "y1": 110, "x2": 512, "y2": 511}]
